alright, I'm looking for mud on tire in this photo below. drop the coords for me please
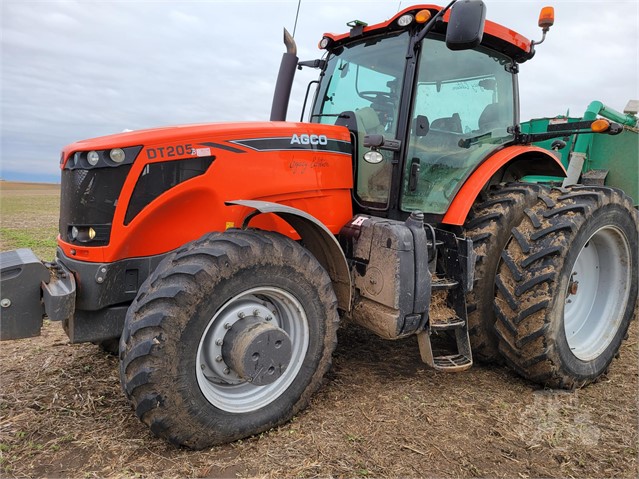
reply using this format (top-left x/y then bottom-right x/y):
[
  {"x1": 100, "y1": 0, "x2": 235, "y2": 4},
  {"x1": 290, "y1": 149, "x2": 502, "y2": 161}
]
[
  {"x1": 462, "y1": 183, "x2": 542, "y2": 363},
  {"x1": 119, "y1": 229, "x2": 339, "y2": 449},
  {"x1": 494, "y1": 187, "x2": 638, "y2": 388}
]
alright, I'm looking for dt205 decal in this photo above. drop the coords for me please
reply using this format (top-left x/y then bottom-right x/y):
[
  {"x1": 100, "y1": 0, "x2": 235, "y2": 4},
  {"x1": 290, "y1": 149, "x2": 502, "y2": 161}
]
[{"x1": 146, "y1": 144, "x2": 193, "y2": 159}]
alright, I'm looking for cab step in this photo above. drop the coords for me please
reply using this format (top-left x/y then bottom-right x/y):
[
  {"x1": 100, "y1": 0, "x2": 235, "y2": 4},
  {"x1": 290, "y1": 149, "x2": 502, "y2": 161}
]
[
  {"x1": 417, "y1": 316, "x2": 473, "y2": 372},
  {"x1": 429, "y1": 317, "x2": 465, "y2": 330},
  {"x1": 431, "y1": 276, "x2": 459, "y2": 290}
]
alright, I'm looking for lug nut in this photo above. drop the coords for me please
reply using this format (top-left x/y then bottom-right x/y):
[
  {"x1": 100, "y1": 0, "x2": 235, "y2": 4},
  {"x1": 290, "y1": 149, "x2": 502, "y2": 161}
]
[
  {"x1": 238, "y1": 312, "x2": 245, "y2": 319},
  {"x1": 1, "y1": 299, "x2": 11, "y2": 308},
  {"x1": 215, "y1": 338, "x2": 223, "y2": 346},
  {"x1": 253, "y1": 309, "x2": 260, "y2": 316},
  {"x1": 223, "y1": 368, "x2": 230, "y2": 375},
  {"x1": 569, "y1": 280, "x2": 579, "y2": 295},
  {"x1": 216, "y1": 355, "x2": 223, "y2": 362}
]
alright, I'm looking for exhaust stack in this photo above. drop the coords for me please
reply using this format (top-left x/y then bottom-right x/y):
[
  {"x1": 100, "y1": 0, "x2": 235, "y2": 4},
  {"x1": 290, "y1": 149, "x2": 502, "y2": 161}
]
[{"x1": 270, "y1": 28, "x2": 298, "y2": 121}]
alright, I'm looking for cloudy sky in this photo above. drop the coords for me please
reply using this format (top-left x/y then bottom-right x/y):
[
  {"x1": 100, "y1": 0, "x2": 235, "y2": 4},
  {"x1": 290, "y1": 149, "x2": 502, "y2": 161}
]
[{"x1": 1, "y1": 0, "x2": 637, "y2": 183}]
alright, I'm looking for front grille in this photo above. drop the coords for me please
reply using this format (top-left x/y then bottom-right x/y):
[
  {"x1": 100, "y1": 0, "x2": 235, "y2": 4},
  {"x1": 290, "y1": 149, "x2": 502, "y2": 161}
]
[{"x1": 59, "y1": 166, "x2": 132, "y2": 246}]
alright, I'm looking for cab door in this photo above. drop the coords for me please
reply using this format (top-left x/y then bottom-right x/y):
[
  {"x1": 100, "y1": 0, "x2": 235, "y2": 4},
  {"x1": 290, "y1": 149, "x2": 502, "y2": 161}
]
[{"x1": 400, "y1": 37, "x2": 517, "y2": 215}]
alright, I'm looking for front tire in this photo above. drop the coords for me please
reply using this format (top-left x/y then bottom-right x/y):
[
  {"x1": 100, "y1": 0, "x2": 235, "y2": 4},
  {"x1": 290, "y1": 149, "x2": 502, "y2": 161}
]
[
  {"x1": 119, "y1": 229, "x2": 339, "y2": 449},
  {"x1": 494, "y1": 187, "x2": 638, "y2": 388}
]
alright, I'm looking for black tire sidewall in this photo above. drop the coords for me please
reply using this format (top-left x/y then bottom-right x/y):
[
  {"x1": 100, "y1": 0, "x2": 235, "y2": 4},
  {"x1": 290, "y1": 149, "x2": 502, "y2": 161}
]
[{"x1": 551, "y1": 204, "x2": 638, "y2": 380}]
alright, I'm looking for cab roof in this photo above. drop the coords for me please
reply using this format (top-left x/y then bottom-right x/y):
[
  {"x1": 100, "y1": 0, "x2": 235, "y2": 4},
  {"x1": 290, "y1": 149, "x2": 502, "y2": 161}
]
[{"x1": 322, "y1": 4, "x2": 533, "y2": 63}]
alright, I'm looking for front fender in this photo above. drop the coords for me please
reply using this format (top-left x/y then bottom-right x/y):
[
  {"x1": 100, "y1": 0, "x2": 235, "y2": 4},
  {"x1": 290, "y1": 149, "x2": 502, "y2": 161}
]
[
  {"x1": 226, "y1": 200, "x2": 352, "y2": 311},
  {"x1": 442, "y1": 146, "x2": 566, "y2": 225}
]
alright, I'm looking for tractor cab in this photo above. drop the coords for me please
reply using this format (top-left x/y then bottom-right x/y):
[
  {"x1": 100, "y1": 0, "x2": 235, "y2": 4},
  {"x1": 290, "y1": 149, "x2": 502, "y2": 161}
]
[{"x1": 307, "y1": 2, "x2": 531, "y2": 218}]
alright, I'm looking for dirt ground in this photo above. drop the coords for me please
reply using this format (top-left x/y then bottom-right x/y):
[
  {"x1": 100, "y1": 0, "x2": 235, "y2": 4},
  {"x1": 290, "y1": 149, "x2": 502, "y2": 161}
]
[
  {"x1": 0, "y1": 182, "x2": 637, "y2": 478},
  {"x1": 1, "y1": 319, "x2": 637, "y2": 478}
]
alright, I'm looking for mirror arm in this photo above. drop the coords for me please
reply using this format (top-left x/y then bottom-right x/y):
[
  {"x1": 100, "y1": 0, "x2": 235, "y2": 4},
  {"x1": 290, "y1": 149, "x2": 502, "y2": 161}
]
[{"x1": 415, "y1": 0, "x2": 457, "y2": 46}]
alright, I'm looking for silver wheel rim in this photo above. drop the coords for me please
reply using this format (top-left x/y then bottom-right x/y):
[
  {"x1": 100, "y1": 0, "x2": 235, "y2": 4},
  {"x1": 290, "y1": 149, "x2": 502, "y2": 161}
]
[
  {"x1": 196, "y1": 287, "x2": 309, "y2": 413},
  {"x1": 564, "y1": 225, "x2": 631, "y2": 361}
]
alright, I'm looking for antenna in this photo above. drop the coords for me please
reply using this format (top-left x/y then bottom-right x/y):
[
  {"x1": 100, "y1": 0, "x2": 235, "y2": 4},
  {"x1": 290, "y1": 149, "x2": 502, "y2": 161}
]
[
  {"x1": 292, "y1": 0, "x2": 302, "y2": 38},
  {"x1": 397, "y1": 1, "x2": 403, "y2": 13}
]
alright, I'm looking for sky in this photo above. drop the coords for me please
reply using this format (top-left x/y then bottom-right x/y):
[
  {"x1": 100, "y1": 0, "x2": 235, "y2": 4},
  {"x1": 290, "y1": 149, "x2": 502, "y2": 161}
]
[{"x1": 1, "y1": 0, "x2": 637, "y2": 183}]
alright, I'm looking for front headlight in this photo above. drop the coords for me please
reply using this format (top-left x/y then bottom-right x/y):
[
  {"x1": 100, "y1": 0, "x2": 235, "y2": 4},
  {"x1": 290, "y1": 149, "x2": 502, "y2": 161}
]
[
  {"x1": 87, "y1": 151, "x2": 100, "y2": 166},
  {"x1": 63, "y1": 145, "x2": 142, "y2": 170},
  {"x1": 109, "y1": 148, "x2": 126, "y2": 163}
]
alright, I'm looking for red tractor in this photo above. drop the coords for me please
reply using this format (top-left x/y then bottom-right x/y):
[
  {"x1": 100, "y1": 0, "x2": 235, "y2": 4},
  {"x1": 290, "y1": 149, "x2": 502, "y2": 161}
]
[{"x1": 1, "y1": 1, "x2": 636, "y2": 449}]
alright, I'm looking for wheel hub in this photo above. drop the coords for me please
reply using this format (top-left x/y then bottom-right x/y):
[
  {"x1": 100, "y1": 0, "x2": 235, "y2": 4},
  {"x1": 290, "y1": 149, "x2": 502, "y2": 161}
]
[
  {"x1": 222, "y1": 318, "x2": 292, "y2": 386},
  {"x1": 196, "y1": 288, "x2": 309, "y2": 412}
]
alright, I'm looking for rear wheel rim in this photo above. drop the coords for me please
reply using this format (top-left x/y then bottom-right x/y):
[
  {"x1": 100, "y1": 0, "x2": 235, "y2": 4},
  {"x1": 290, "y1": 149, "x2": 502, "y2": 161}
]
[
  {"x1": 196, "y1": 287, "x2": 309, "y2": 413},
  {"x1": 564, "y1": 226, "x2": 631, "y2": 361}
]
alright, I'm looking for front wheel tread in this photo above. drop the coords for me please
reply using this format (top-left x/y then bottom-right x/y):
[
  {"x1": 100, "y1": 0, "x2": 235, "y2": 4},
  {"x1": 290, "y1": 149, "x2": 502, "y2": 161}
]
[{"x1": 119, "y1": 229, "x2": 339, "y2": 449}]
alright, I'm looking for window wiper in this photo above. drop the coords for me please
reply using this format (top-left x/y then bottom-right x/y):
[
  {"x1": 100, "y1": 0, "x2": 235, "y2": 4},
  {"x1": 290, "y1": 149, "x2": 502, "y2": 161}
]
[
  {"x1": 458, "y1": 131, "x2": 492, "y2": 149},
  {"x1": 310, "y1": 113, "x2": 351, "y2": 119},
  {"x1": 458, "y1": 129, "x2": 513, "y2": 149}
]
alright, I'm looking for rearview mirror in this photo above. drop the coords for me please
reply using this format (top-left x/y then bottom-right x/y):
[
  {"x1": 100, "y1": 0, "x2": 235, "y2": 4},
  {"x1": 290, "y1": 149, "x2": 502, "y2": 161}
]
[{"x1": 446, "y1": 0, "x2": 486, "y2": 51}]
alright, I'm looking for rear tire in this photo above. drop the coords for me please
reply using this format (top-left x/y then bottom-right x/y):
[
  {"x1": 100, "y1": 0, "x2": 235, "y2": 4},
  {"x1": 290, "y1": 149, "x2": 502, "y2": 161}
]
[
  {"x1": 462, "y1": 183, "x2": 541, "y2": 362},
  {"x1": 494, "y1": 187, "x2": 638, "y2": 388},
  {"x1": 119, "y1": 229, "x2": 339, "y2": 449}
]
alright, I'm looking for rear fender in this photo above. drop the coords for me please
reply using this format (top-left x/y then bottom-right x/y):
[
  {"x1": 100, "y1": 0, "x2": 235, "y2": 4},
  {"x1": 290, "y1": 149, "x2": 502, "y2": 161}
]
[
  {"x1": 442, "y1": 146, "x2": 566, "y2": 225},
  {"x1": 226, "y1": 200, "x2": 352, "y2": 311}
]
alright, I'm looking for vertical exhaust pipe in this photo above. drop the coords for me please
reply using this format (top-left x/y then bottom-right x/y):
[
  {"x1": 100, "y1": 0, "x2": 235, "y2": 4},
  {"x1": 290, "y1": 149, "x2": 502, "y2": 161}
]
[{"x1": 270, "y1": 28, "x2": 298, "y2": 121}]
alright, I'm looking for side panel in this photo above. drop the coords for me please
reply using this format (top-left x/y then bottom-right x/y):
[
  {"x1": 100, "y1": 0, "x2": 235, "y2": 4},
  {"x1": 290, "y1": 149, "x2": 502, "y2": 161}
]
[{"x1": 442, "y1": 145, "x2": 566, "y2": 225}]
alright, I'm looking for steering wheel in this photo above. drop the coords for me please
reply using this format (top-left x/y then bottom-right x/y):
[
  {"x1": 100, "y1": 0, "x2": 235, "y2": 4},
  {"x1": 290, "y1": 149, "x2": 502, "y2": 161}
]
[{"x1": 359, "y1": 91, "x2": 393, "y2": 103}]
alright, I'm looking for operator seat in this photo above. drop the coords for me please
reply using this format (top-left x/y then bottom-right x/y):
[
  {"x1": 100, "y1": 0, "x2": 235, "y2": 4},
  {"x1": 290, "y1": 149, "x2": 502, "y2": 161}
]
[
  {"x1": 430, "y1": 113, "x2": 462, "y2": 133},
  {"x1": 478, "y1": 103, "x2": 502, "y2": 131},
  {"x1": 355, "y1": 107, "x2": 386, "y2": 136}
]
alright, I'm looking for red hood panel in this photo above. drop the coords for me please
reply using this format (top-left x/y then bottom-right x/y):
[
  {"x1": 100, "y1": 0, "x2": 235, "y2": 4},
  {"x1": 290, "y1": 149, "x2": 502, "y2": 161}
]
[{"x1": 61, "y1": 121, "x2": 351, "y2": 161}]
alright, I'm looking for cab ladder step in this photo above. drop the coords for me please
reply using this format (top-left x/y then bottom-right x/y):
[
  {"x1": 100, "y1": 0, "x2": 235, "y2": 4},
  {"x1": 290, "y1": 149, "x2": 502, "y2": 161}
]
[{"x1": 417, "y1": 317, "x2": 473, "y2": 372}]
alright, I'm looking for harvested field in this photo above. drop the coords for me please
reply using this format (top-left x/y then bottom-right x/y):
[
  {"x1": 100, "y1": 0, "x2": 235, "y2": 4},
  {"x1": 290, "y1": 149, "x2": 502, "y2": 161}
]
[{"x1": 0, "y1": 182, "x2": 637, "y2": 478}]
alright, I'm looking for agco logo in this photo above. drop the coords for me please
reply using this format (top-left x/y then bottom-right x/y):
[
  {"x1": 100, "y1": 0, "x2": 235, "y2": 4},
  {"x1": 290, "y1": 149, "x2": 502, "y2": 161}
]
[{"x1": 290, "y1": 134, "x2": 328, "y2": 145}]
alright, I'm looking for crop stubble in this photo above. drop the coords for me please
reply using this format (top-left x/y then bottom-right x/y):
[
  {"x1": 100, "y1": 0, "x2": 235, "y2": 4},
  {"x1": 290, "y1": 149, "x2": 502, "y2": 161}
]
[{"x1": 0, "y1": 182, "x2": 636, "y2": 478}]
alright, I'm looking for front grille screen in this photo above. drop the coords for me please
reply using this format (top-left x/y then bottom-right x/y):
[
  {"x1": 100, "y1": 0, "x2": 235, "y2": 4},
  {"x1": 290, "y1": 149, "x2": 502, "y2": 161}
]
[
  {"x1": 124, "y1": 157, "x2": 214, "y2": 225},
  {"x1": 59, "y1": 166, "x2": 132, "y2": 245}
]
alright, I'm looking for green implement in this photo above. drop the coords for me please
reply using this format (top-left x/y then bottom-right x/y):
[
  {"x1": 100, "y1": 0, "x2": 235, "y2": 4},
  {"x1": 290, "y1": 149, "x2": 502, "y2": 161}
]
[{"x1": 521, "y1": 100, "x2": 638, "y2": 204}]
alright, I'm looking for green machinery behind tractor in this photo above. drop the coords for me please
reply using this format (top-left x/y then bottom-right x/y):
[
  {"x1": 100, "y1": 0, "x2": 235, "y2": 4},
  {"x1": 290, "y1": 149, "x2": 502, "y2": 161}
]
[{"x1": 523, "y1": 100, "x2": 638, "y2": 202}]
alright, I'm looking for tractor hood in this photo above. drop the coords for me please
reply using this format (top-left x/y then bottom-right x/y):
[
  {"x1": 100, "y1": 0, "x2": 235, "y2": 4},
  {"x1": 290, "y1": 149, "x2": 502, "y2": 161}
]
[
  {"x1": 57, "y1": 120, "x2": 354, "y2": 263},
  {"x1": 61, "y1": 121, "x2": 352, "y2": 166}
]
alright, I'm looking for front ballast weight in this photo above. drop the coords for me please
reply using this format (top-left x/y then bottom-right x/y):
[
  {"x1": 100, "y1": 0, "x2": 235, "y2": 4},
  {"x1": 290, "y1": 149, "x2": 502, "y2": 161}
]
[{"x1": 0, "y1": 248, "x2": 76, "y2": 340}]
